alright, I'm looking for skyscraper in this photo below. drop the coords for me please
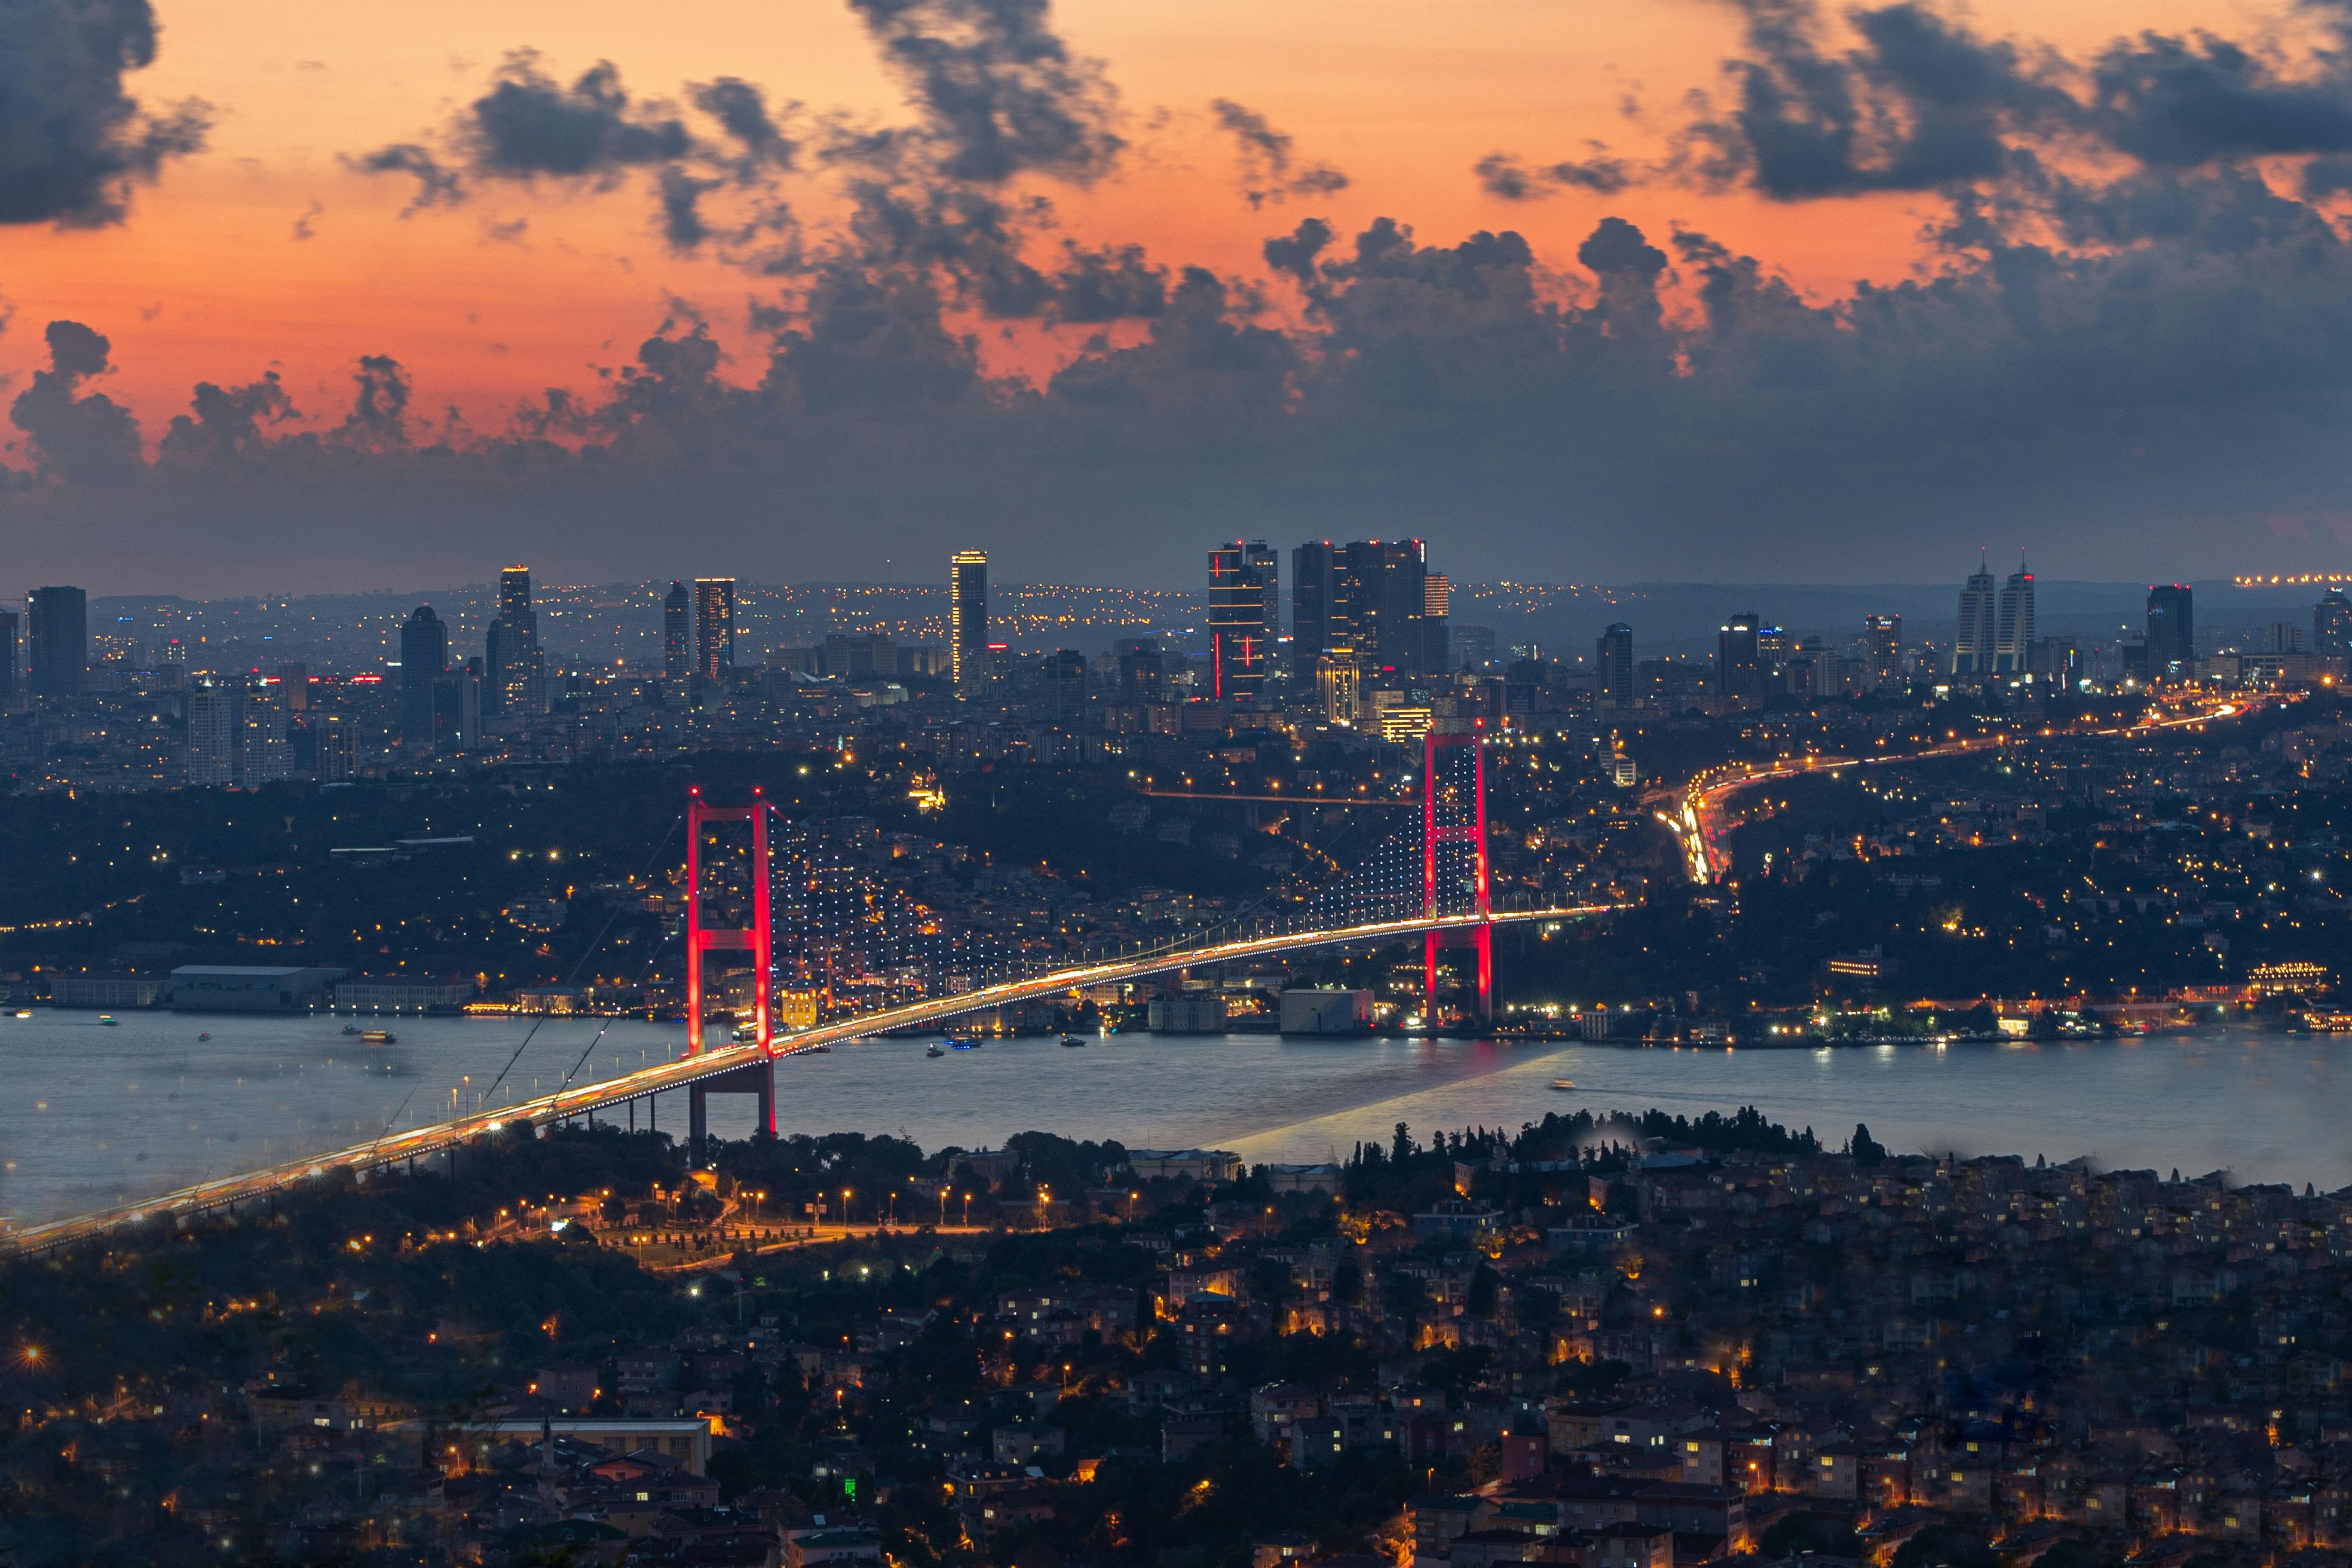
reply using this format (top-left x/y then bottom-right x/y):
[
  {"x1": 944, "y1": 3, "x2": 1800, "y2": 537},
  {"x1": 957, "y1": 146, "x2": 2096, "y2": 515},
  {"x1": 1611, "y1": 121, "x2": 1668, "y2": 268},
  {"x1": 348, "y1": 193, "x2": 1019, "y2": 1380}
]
[
  {"x1": 1995, "y1": 558, "x2": 2035, "y2": 674},
  {"x1": 950, "y1": 550, "x2": 988, "y2": 687},
  {"x1": 1718, "y1": 612, "x2": 1762, "y2": 706},
  {"x1": 663, "y1": 580, "x2": 691, "y2": 685},
  {"x1": 1454, "y1": 624, "x2": 1497, "y2": 671},
  {"x1": 1048, "y1": 648, "x2": 1088, "y2": 714},
  {"x1": 694, "y1": 577, "x2": 736, "y2": 685},
  {"x1": 1292, "y1": 541, "x2": 1343, "y2": 670},
  {"x1": 1245, "y1": 540, "x2": 1279, "y2": 644},
  {"x1": 1346, "y1": 540, "x2": 1431, "y2": 676},
  {"x1": 1422, "y1": 571, "x2": 1451, "y2": 674},
  {"x1": 0, "y1": 610, "x2": 17, "y2": 709},
  {"x1": 1865, "y1": 613, "x2": 1903, "y2": 690},
  {"x1": 484, "y1": 565, "x2": 544, "y2": 718},
  {"x1": 2314, "y1": 587, "x2": 2352, "y2": 657},
  {"x1": 26, "y1": 586, "x2": 86, "y2": 700},
  {"x1": 2147, "y1": 584, "x2": 2195, "y2": 677},
  {"x1": 241, "y1": 690, "x2": 290, "y2": 785},
  {"x1": 1596, "y1": 623, "x2": 1634, "y2": 709},
  {"x1": 186, "y1": 685, "x2": 240, "y2": 787},
  {"x1": 398, "y1": 604, "x2": 447, "y2": 743},
  {"x1": 1208, "y1": 541, "x2": 1273, "y2": 702},
  {"x1": 1953, "y1": 556, "x2": 1996, "y2": 675}
]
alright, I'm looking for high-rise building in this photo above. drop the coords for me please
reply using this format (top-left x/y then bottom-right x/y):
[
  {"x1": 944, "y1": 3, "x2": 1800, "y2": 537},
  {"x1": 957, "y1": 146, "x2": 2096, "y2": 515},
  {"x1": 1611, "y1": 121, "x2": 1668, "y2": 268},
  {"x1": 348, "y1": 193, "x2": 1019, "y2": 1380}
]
[
  {"x1": 1454, "y1": 624, "x2": 1497, "y2": 671},
  {"x1": 663, "y1": 580, "x2": 691, "y2": 685},
  {"x1": 1115, "y1": 637, "x2": 1164, "y2": 702},
  {"x1": 1995, "y1": 558, "x2": 2035, "y2": 674},
  {"x1": 186, "y1": 685, "x2": 240, "y2": 787},
  {"x1": 693, "y1": 577, "x2": 736, "y2": 685},
  {"x1": 1865, "y1": 614, "x2": 1903, "y2": 690},
  {"x1": 2147, "y1": 584, "x2": 2195, "y2": 677},
  {"x1": 1953, "y1": 556, "x2": 1996, "y2": 675},
  {"x1": 434, "y1": 659, "x2": 483, "y2": 751},
  {"x1": 397, "y1": 605, "x2": 447, "y2": 743},
  {"x1": 309, "y1": 712, "x2": 356, "y2": 783},
  {"x1": 0, "y1": 609, "x2": 17, "y2": 709},
  {"x1": 277, "y1": 662, "x2": 310, "y2": 712},
  {"x1": 26, "y1": 586, "x2": 86, "y2": 700},
  {"x1": 1047, "y1": 648, "x2": 1088, "y2": 714},
  {"x1": 1292, "y1": 541, "x2": 1343, "y2": 670},
  {"x1": 2314, "y1": 587, "x2": 2352, "y2": 657},
  {"x1": 1718, "y1": 612, "x2": 1762, "y2": 706},
  {"x1": 1353, "y1": 540, "x2": 1431, "y2": 676},
  {"x1": 484, "y1": 565, "x2": 544, "y2": 718},
  {"x1": 950, "y1": 550, "x2": 988, "y2": 687},
  {"x1": 1422, "y1": 571, "x2": 1451, "y2": 675},
  {"x1": 1245, "y1": 540, "x2": 1280, "y2": 644},
  {"x1": 1597, "y1": 623, "x2": 1634, "y2": 709},
  {"x1": 1208, "y1": 541, "x2": 1273, "y2": 702},
  {"x1": 241, "y1": 691, "x2": 290, "y2": 785}
]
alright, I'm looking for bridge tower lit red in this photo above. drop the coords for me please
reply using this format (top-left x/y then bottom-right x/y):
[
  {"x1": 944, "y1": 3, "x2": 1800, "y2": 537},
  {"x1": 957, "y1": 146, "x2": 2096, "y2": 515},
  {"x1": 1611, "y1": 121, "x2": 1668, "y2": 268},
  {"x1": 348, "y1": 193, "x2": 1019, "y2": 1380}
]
[
  {"x1": 685, "y1": 786, "x2": 777, "y2": 1153},
  {"x1": 1423, "y1": 725, "x2": 1492, "y2": 1024}
]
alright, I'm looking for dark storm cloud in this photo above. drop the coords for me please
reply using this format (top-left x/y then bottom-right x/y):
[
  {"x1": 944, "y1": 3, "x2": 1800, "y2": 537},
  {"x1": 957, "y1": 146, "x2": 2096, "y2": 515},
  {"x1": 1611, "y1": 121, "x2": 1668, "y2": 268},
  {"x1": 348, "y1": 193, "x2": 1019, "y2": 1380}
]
[
  {"x1": 0, "y1": 0, "x2": 210, "y2": 226},
  {"x1": 846, "y1": 0, "x2": 1123, "y2": 184},
  {"x1": 8, "y1": 321, "x2": 141, "y2": 482},
  {"x1": 1687, "y1": 0, "x2": 2072, "y2": 199},
  {"x1": 2088, "y1": 29, "x2": 2352, "y2": 168},
  {"x1": 1209, "y1": 98, "x2": 1349, "y2": 206},
  {"x1": 158, "y1": 372, "x2": 298, "y2": 462},
  {"x1": 463, "y1": 53, "x2": 691, "y2": 177}
]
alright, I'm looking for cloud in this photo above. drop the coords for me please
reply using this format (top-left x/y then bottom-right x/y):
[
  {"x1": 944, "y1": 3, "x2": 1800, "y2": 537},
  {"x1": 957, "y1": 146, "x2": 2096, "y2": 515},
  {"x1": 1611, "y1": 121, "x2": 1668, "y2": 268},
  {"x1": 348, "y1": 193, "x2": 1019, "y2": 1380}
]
[
  {"x1": 9, "y1": 320, "x2": 142, "y2": 483},
  {"x1": 1210, "y1": 97, "x2": 1349, "y2": 206},
  {"x1": 0, "y1": 0, "x2": 210, "y2": 226},
  {"x1": 291, "y1": 199, "x2": 324, "y2": 240},
  {"x1": 1475, "y1": 148, "x2": 1632, "y2": 200},
  {"x1": 846, "y1": 0, "x2": 1123, "y2": 183},
  {"x1": 159, "y1": 372, "x2": 299, "y2": 462},
  {"x1": 350, "y1": 52, "x2": 799, "y2": 255},
  {"x1": 1686, "y1": 0, "x2": 2072, "y2": 200},
  {"x1": 2088, "y1": 29, "x2": 2352, "y2": 168}
]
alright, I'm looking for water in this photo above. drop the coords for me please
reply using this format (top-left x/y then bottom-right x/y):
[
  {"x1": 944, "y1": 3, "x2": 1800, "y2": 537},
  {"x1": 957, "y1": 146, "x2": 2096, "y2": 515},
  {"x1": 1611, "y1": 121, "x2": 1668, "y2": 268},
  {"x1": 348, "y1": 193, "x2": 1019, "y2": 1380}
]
[{"x1": 2, "y1": 1012, "x2": 2348, "y2": 1224}]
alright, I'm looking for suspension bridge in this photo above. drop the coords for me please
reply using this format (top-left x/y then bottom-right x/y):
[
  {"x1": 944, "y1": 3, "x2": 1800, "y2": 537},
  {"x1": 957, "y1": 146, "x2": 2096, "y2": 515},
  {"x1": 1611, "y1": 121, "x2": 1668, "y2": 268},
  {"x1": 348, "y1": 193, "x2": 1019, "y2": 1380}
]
[{"x1": 2, "y1": 728, "x2": 1616, "y2": 1257}]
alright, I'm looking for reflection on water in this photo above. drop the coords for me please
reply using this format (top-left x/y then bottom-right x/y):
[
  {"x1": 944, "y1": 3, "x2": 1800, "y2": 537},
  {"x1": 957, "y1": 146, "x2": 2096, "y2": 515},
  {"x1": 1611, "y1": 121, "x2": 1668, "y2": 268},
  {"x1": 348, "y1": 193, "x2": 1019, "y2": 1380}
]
[{"x1": 1, "y1": 1011, "x2": 2345, "y2": 1225}]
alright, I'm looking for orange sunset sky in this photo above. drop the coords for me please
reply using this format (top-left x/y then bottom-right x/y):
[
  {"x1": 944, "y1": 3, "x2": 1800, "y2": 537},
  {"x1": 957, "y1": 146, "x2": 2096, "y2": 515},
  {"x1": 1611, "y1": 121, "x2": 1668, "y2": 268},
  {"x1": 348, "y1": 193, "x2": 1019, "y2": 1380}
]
[{"x1": 2, "y1": 0, "x2": 2294, "y2": 440}]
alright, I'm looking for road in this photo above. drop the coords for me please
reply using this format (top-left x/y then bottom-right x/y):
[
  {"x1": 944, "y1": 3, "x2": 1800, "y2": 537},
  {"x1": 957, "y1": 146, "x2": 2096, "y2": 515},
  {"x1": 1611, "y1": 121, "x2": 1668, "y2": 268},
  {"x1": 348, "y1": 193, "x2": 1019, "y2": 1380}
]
[{"x1": 1661, "y1": 690, "x2": 2287, "y2": 884}]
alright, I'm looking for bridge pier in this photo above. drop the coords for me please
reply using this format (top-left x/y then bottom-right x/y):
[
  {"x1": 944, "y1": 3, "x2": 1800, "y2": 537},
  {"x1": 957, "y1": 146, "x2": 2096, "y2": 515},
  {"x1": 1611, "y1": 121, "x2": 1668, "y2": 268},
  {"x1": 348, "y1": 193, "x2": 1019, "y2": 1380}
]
[{"x1": 688, "y1": 1059, "x2": 775, "y2": 1165}]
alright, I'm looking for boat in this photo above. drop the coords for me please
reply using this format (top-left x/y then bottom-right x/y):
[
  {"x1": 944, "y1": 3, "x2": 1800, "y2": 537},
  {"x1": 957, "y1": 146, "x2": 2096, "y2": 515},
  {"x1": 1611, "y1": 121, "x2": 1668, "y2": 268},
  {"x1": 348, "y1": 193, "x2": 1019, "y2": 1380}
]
[
  {"x1": 1062, "y1": 1034, "x2": 1087, "y2": 1048},
  {"x1": 808, "y1": 1044, "x2": 831, "y2": 1054},
  {"x1": 361, "y1": 1030, "x2": 396, "y2": 1045},
  {"x1": 197, "y1": 1032, "x2": 211, "y2": 1042},
  {"x1": 926, "y1": 1044, "x2": 945, "y2": 1058},
  {"x1": 341, "y1": 1024, "x2": 360, "y2": 1036},
  {"x1": 948, "y1": 1037, "x2": 979, "y2": 1051},
  {"x1": 97, "y1": 1015, "x2": 118, "y2": 1027},
  {"x1": 1551, "y1": 1078, "x2": 1576, "y2": 1091},
  {"x1": 11, "y1": 1010, "x2": 28, "y2": 1019}
]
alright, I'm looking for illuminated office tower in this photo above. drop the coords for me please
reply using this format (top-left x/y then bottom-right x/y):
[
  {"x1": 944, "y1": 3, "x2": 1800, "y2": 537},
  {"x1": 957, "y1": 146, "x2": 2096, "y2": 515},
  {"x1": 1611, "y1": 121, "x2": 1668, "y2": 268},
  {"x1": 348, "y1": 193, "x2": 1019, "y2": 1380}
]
[
  {"x1": 2147, "y1": 584, "x2": 2195, "y2": 678},
  {"x1": 1596, "y1": 622, "x2": 1634, "y2": 709},
  {"x1": 1865, "y1": 613, "x2": 1903, "y2": 690},
  {"x1": 1291, "y1": 541, "x2": 1346, "y2": 670},
  {"x1": 1422, "y1": 571, "x2": 1451, "y2": 675},
  {"x1": 397, "y1": 604, "x2": 447, "y2": 743},
  {"x1": 241, "y1": 690, "x2": 290, "y2": 785},
  {"x1": 2314, "y1": 587, "x2": 2352, "y2": 657},
  {"x1": 1995, "y1": 558, "x2": 2035, "y2": 673},
  {"x1": 694, "y1": 577, "x2": 736, "y2": 684},
  {"x1": 26, "y1": 586, "x2": 85, "y2": 700},
  {"x1": 950, "y1": 550, "x2": 988, "y2": 687},
  {"x1": 484, "y1": 565, "x2": 545, "y2": 718},
  {"x1": 1209, "y1": 540, "x2": 1272, "y2": 701},
  {"x1": 663, "y1": 580, "x2": 691, "y2": 684},
  {"x1": 0, "y1": 610, "x2": 16, "y2": 709},
  {"x1": 1953, "y1": 555, "x2": 1996, "y2": 675},
  {"x1": 1717, "y1": 612, "x2": 1762, "y2": 706}
]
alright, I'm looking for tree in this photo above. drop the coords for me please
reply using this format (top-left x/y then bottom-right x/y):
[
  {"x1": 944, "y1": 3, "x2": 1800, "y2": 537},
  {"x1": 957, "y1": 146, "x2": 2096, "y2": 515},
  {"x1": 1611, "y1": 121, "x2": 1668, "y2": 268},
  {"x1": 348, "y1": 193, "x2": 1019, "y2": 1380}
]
[{"x1": 1849, "y1": 1123, "x2": 1886, "y2": 1168}]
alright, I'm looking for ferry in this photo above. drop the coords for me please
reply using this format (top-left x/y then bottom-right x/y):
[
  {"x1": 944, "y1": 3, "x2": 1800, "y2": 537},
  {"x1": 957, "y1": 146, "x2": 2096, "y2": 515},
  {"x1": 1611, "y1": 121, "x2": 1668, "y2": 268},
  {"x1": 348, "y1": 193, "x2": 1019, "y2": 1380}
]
[
  {"x1": 360, "y1": 1030, "x2": 396, "y2": 1045},
  {"x1": 926, "y1": 1044, "x2": 945, "y2": 1058},
  {"x1": 1550, "y1": 1078, "x2": 1576, "y2": 1091},
  {"x1": 97, "y1": 1015, "x2": 118, "y2": 1027},
  {"x1": 1062, "y1": 1034, "x2": 1088, "y2": 1048},
  {"x1": 947, "y1": 1037, "x2": 980, "y2": 1051}
]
